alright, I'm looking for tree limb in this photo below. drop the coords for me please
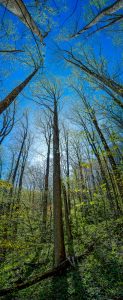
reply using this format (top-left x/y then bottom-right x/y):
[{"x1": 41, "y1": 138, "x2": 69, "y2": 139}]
[
  {"x1": 86, "y1": 15, "x2": 123, "y2": 38},
  {"x1": 0, "y1": 49, "x2": 24, "y2": 53},
  {"x1": 71, "y1": 0, "x2": 123, "y2": 38}
]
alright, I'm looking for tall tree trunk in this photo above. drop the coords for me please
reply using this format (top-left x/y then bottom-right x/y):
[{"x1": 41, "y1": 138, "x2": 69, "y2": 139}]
[
  {"x1": 0, "y1": 68, "x2": 38, "y2": 114},
  {"x1": 11, "y1": 134, "x2": 27, "y2": 187},
  {"x1": 74, "y1": 89, "x2": 123, "y2": 208},
  {"x1": 65, "y1": 53, "x2": 123, "y2": 97},
  {"x1": 66, "y1": 134, "x2": 71, "y2": 214},
  {"x1": 62, "y1": 183, "x2": 74, "y2": 256},
  {"x1": 13, "y1": 150, "x2": 28, "y2": 238},
  {"x1": 78, "y1": 116, "x2": 115, "y2": 209},
  {"x1": 53, "y1": 98, "x2": 66, "y2": 266},
  {"x1": 42, "y1": 135, "x2": 51, "y2": 233},
  {"x1": 93, "y1": 131, "x2": 121, "y2": 213},
  {"x1": 93, "y1": 116, "x2": 123, "y2": 202},
  {"x1": 63, "y1": 127, "x2": 71, "y2": 213}
]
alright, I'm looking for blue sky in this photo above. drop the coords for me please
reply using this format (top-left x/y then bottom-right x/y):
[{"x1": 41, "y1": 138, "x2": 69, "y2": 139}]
[
  {"x1": 0, "y1": 0, "x2": 122, "y2": 101},
  {"x1": 0, "y1": 0, "x2": 123, "y2": 173}
]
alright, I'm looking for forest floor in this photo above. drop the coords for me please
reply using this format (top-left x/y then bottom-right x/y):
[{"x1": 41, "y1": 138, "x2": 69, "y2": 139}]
[{"x1": 1, "y1": 217, "x2": 123, "y2": 300}]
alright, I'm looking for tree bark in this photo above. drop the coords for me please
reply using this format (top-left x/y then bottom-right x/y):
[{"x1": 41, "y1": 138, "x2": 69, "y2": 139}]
[
  {"x1": 62, "y1": 182, "x2": 74, "y2": 256},
  {"x1": 53, "y1": 98, "x2": 66, "y2": 266},
  {"x1": 11, "y1": 129, "x2": 28, "y2": 186},
  {"x1": 0, "y1": 0, "x2": 44, "y2": 41},
  {"x1": 42, "y1": 136, "x2": 51, "y2": 232},
  {"x1": 13, "y1": 143, "x2": 30, "y2": 237},
  {"x1": 65, "y1": 130, "x2": 71, "y2": 213},
  {"x1": 0, "y1": 68, "x2": 38, "y2": 114}
]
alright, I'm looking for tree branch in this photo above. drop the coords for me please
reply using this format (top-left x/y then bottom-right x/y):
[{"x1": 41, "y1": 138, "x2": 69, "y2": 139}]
[
  {"x1": 0, "y1": 0, "x2": 46, "y2": 42},
  {"x1": 71, "y1": 0, "x2": 123, "y2": 38},
  {"x1": 0, "y1": 49, "x2": 24, "y2": 53}
]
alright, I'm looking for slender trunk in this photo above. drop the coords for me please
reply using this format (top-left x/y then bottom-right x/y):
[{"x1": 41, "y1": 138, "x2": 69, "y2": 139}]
[
  {"x1": 76, "y1": 93, "x2": 123, "y2": 206},
  {"x1": 13, "y1": 152, "x2": 28, "y2": 237},
  {"x1": 94, "y1": 134, "x2": 120, "y2": 213},
  {"x1": 93, "y1": 117, "x2": 123, "y2": 201},
  {"x1": 7, "y1": 153, "x2": 15, "y2": 182},
  {"x1": 66, "y1": 134, "x2": 71, "y2": 213},
  {"x1": 53, "y1": 99, "x2": 66, "y2": 266},
  {"x1": 103, "y1": 155, "x2": 121, "y2": 213},
  {"x1": 80, "y1": 118, "x2": 114, "y2": 207},
  {"x1": 42, "y1": 135, "x2": 51, "y2": 233},
  {"x1": 62, "y1": 183, "x2": 74, "y2": 256}
]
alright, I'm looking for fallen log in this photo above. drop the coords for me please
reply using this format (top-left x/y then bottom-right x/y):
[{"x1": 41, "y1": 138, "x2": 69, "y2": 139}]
[
  {"x1": 0, "y1": 260, "x2": 69, "y2": 297},
  {"x1": 0, "y1": 243, "x2": 94, "y2": 297}
]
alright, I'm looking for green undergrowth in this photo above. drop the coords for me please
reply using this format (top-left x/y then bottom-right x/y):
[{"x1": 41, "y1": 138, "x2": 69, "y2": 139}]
[{"x1": 0, "y1": 217, "x2": 123, "y2": 300}]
